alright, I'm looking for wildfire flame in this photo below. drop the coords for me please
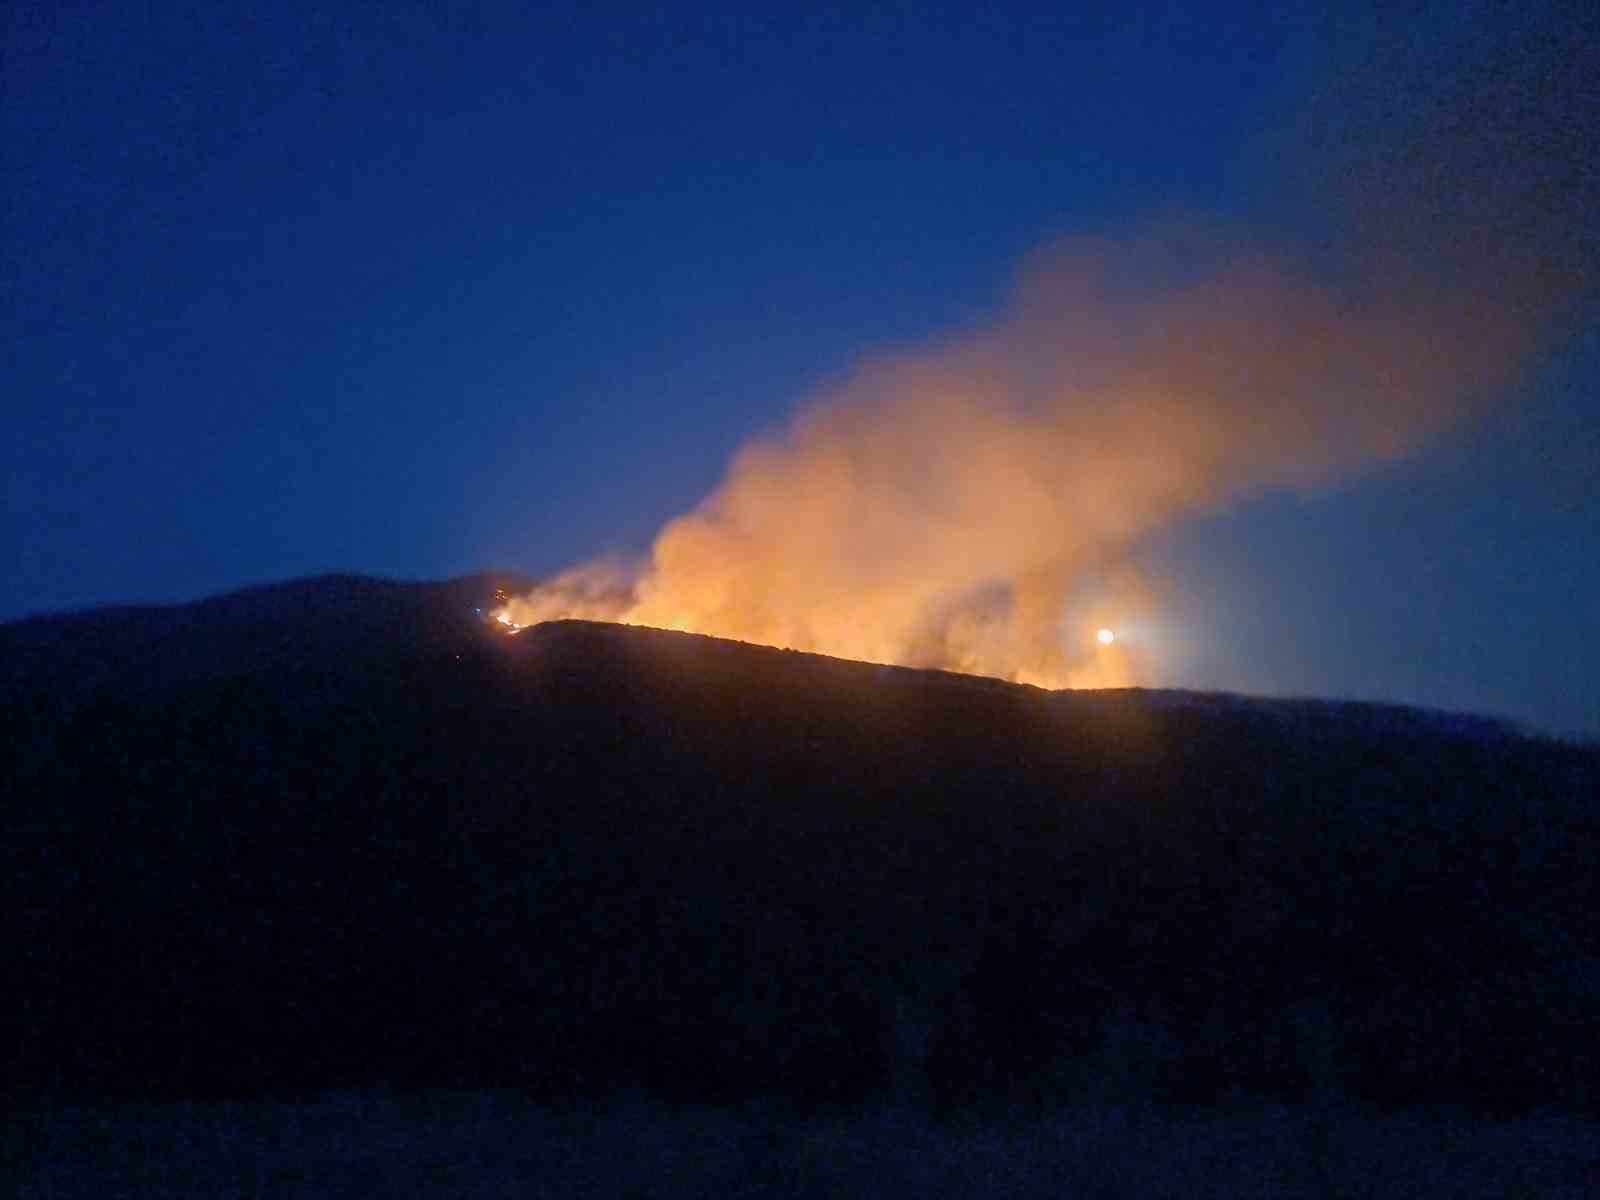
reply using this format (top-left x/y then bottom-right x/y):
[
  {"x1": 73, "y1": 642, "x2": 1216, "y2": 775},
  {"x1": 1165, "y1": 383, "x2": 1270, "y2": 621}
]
[
  {"x1": 492, "y1": 229, "x2": 1579, "y2": 689},
  {"x1": 493, "y1": 19, "x2": 1593, "y2": 690}
]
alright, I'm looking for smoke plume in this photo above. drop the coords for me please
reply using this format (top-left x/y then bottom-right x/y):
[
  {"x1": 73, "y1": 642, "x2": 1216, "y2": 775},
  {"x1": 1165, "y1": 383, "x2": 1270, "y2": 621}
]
[{"x1": 501, "y1": 10, "x2": 1595, "y2": 688}]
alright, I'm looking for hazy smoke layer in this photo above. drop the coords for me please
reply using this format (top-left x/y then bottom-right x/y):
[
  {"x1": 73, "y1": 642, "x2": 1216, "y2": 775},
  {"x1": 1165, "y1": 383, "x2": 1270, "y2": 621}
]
[{"x1": 502, "y1": 11, "x2": 1595, "y2": 688}]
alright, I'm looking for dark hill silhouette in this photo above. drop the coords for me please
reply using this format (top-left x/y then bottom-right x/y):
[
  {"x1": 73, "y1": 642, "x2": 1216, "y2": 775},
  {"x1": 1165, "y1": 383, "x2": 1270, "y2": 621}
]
[
  {"x1": 3, "y1": 576, "x2": 1596, "y2": 1117},
  {"x1": 0, "y1": 571, "x2": 536, "y2": 708}
]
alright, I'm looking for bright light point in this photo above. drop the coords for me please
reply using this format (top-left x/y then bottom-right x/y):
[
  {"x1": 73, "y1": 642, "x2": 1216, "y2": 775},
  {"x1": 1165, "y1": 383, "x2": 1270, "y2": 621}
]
[
  {"x1": 496, "y1": 612, "x2": 513, "y2": 626},
  {"x1": 1097, "y1": 628, "x2": 1115, "y2": 646}
]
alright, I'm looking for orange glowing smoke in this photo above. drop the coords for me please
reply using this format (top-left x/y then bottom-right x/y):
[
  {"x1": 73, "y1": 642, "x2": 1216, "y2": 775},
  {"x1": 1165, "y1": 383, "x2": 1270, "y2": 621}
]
[
  {"x1": 496, "y1": 234, "x2": 1568, "y2": 688},
  {"x1": 497, "y1": 18, "x2": 1593, "y2": 689}
]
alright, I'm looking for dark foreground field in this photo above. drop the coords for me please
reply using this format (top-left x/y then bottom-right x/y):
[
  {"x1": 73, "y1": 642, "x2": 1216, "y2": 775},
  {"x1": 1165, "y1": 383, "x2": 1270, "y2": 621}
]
[
  {"x1": 12, "y1": 1089, "x2": 1599, "y2": 1198},
  {"x1": 4, "y1": 574, "x2": 1597, "y2": 1192}
]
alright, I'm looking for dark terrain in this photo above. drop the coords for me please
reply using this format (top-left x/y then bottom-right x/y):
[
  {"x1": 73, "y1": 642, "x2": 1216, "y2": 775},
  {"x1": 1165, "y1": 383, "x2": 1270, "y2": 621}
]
[{"x1": 4, "y1": 574, "x2": 1598, "y2": 1190}]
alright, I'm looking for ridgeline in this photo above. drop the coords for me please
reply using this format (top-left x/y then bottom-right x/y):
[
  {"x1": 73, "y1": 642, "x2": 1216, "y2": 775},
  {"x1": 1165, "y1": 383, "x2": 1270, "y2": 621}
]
[{"x1": 4, "y1": 576, "x2": 1595, "y2": 1115}]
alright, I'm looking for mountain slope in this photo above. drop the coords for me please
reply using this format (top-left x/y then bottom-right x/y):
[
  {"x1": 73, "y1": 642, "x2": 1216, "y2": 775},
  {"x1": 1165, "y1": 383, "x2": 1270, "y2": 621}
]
[
  {"x1": 3, "y1": 579, "x2": 1596, "y2": 1113},
  {"x1": 0, "y1": 571, "x2": 533, "y2": 706}
]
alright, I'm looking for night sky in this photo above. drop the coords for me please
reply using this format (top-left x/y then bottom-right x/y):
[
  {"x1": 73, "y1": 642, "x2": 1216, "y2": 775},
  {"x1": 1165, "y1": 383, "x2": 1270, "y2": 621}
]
[{"x1": 6, "y1": 1, "x2": 1596, "y2": 736}]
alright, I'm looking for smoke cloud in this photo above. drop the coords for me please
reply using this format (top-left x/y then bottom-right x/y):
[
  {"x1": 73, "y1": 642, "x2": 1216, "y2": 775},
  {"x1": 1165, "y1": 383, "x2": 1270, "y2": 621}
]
[{"x1": 501, "y1": 10, "x2": 1595, "y2": 688}]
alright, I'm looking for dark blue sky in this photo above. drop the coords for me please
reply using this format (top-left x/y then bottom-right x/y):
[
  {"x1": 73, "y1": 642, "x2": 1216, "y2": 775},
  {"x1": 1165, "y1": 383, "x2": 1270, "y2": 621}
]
[{"x1": 5, "y1": 1, "x2": 1596, "y2": 735}]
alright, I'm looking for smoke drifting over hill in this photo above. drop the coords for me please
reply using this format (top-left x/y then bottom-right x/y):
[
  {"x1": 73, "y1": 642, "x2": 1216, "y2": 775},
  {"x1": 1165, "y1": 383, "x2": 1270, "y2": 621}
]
[{"x1": 500, "y1": 13, "x2": 1595, "y2": 687}]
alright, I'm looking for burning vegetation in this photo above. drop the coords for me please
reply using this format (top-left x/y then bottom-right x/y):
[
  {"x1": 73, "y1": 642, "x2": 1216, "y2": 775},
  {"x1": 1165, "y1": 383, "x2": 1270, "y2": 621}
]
[
  {"x1": 494, "y1": 16, "x2": 1593, "y2": 690},
  {"x1": 493, "y1": 230, "x2": 1584, "y2": 689}
]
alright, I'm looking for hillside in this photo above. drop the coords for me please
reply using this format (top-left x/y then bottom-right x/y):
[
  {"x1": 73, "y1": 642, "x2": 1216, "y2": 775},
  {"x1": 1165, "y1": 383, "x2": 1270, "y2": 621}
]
[{"x1": 3, "y1": 576, "x2": 1597, "y2": 1117}]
